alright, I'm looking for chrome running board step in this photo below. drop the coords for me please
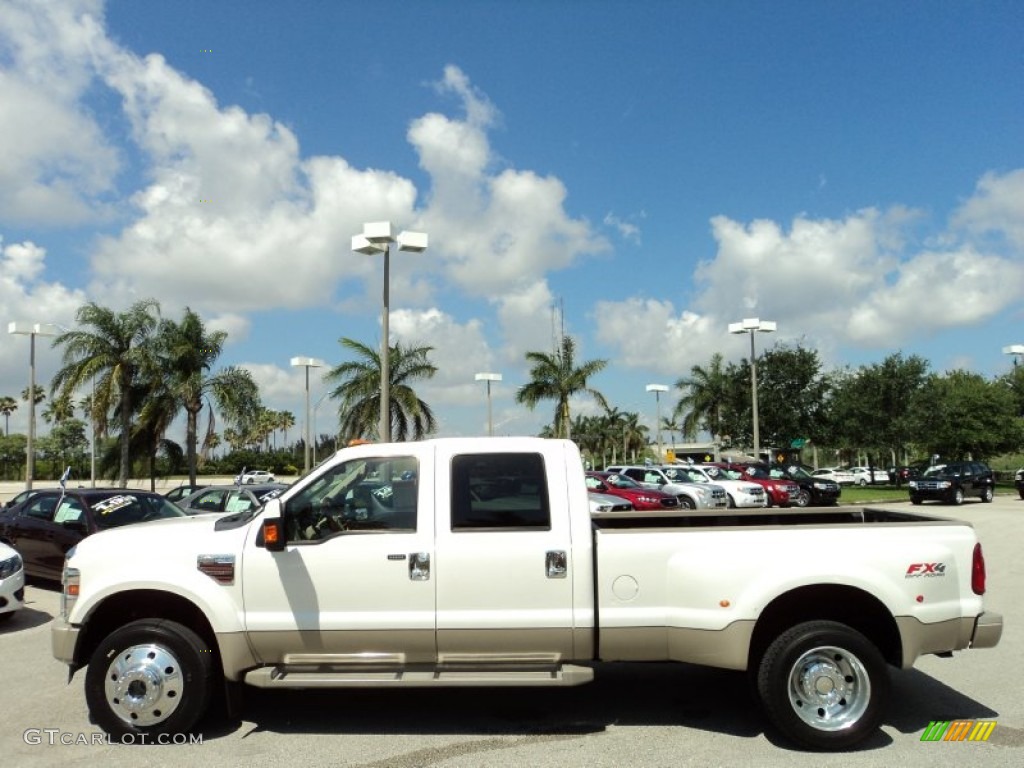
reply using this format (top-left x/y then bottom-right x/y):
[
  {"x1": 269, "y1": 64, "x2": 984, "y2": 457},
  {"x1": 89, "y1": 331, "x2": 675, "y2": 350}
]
[{"x1": 244, "y1": 663, "x2": 595, "y2": 688}]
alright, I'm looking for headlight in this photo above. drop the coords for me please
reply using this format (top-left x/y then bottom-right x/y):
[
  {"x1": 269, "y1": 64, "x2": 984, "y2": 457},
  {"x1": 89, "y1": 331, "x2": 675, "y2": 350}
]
[
  {"x1": 909, "y1": 480, "x2": 918, "y2": 489},
  {"x1": 693, "y1": 487, "x2": 710, "y2": 500},
  {"x1": 813, "y1": 482, "x2": 828, "y2": 489},
  {"x1": 937, "y1": 481, "x2": 951, "y2": 489},
  {"x1": 0, "y1": 552, "x2": 22, "y2": 579}
]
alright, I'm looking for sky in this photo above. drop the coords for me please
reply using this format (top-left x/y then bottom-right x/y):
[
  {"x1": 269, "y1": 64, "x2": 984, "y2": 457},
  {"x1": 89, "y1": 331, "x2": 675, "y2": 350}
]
[{"x1": 1, "y1": 0, "x2": 1023, "y2": 446}]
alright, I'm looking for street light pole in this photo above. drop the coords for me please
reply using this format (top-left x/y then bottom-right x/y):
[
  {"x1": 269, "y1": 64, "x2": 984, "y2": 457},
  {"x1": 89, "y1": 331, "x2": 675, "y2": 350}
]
[
  {"x1": 645, "y1": 384, "x2": 668, "y2": 462},
  {"x1": 352, "y1": 222, "x2": 428, "y2": 442},
  {"x1": 1004, "y1": 344, "x2": 1024, "y2": 367},
  {"x1": 312, "y1": 391, "x2": 332, "y2": 466},
  {"x1": 8, "y1": 322, "x2": 58, "y2": 489},
  {"x1": 290, "y1": 356, "x2": 324, "y2": 474},
  {"x1": 475, "y1": 373, "x2": 502, "y2": 436},
  {"x1": 728, "y1": 318, "x2": 776, "y2": 462}
]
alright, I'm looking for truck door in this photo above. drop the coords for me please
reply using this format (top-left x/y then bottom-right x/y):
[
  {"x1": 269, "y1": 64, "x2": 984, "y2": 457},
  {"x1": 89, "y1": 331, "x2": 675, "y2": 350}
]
[
  {"x1": 434, "y1": 448, "x2": 577, "y2": 663},
  {"x1": 241, "y1": 452, "x2": 436, "y2": 665}
]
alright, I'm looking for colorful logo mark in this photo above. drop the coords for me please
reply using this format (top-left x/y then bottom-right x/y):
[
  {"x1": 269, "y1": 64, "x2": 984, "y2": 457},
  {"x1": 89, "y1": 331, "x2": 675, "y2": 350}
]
[{"x1": 920, "y1": 720, "x2": 996, "y2": 742}]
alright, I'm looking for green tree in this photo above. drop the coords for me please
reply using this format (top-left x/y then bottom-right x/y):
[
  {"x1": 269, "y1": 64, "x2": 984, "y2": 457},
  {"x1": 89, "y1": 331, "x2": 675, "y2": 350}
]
[
  {"x1": 155, "y1": 307, "x2": 261, "y2": 485},
  {"x1": 52, "y1": 299, "x2": 161, "y2": 487},
  {"x1": 673, "y1": 353, "x2": 734, "y2": 441},
  {"x1": 42, "y1": 391, "x2": 75, "y2": 425},
  {"x1": 516, "y1": 336, "x2": 608, "y2": 439},
  {"x1": 21, "y1": 384, "x2": 45, "y2": 407},
  {"x1": 909, "y1": 370, "x2": 1022, "y2": 459},
  {"x1": 325, "y1": 337, "x2": 438, "y2": 442},
  {"x1": 0, "y1": 396, "x2": 16, "y2": 436}
]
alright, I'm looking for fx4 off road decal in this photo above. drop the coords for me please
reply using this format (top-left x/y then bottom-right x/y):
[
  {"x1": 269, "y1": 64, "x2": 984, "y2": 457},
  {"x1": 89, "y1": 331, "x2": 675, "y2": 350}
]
[{"x1": 906, "y1": 562, "x2": 946, "y2": 578}]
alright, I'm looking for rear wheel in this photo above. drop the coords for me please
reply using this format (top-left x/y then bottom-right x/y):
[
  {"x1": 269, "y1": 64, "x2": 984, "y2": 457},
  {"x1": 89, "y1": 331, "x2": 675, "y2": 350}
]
[
  {"x1": 756, "y1": 620, "x2": 889, "y2": 750},
  {"x1": 85, "y1": 619, "x2": 216, "y2": 740}
]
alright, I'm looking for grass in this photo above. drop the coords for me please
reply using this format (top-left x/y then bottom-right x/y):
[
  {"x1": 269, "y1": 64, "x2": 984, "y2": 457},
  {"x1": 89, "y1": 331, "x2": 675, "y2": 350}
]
[{"x1": 835, "y1": 481, "x2": 1019, "y2": 505}]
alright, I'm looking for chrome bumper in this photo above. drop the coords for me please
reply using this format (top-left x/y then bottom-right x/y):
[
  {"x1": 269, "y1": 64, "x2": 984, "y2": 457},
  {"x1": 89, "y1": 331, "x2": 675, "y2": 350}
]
[{"x1": 970, "y1": 611, "x2": 1003, "y2": 649}]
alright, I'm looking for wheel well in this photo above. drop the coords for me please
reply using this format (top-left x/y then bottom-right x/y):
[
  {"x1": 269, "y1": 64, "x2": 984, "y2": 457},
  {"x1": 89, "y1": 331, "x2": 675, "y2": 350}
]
[
  {"x1": 75, "y1": 590, "x2": 219, "y2": 670},
  {"x1": 748, "y1": 584, "x2": 902, "y2": 670}
]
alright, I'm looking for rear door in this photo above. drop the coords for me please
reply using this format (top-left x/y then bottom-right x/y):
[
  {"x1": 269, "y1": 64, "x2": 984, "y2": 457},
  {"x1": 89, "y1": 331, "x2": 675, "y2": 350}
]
[{"x1": 434, "y1": 445, "x2": 577, "y2": 663}]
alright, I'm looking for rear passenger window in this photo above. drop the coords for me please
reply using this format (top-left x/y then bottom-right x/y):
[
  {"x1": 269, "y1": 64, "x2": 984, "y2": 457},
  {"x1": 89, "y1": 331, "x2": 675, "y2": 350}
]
[{"x1": 451, "y1": 453, "x2": 550, "y2": 531}]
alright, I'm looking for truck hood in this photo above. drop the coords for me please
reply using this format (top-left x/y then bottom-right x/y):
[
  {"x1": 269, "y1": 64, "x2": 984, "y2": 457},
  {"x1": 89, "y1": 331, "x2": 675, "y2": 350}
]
[{"x1": 69, "y1": 511, "x2": 252, "y2": 569}]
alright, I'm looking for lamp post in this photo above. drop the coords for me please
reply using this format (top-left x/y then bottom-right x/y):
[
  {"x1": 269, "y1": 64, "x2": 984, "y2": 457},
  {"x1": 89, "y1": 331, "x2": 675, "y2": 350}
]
[
  {"x1": 1004, "y1": 344, "x2": 1024, "y2": 366},
  {"x1": 475, "y1": 373, "x2": 502, "y2": 436},
  {"x1": 352, "y1": 221, "x2": 428, "y2": 442},
  {"x1": 728, "y1": 318, "x2": 776, "y2": 462},
  {"x1": 645, "y1": 384, "x2": 668, "y2": 462},
  {"x1": 8, "y1": 322, "x2": 59, "y2": 489},
  {"x1": 290, "y1": 356, "x2": 324, "y2": 474},
  {"x1": 312, "y1": 391, "x2": 332, "y2": 466}
]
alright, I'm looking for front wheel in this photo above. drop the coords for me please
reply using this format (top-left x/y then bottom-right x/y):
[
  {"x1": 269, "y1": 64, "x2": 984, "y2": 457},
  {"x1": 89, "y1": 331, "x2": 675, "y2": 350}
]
[
  {"x1": 910, "y1": 495, "x2": 922, "y2": 505},
  {"x1": 85, "y1": 619, "x2": 216, "y2": 740},
  {"x1": 950, "y1": 487, "x2": 965, "y2": 505},
  {"x1": 794, "y1": 489, "x2": 811, "y2": 508},
  {"x1": 679, "y1": 496, "x2": 696, "y2": 510},
  {"x1": 981, "y1": 486, "x2": 993, "y2": 503},
  {"x1": 756, "y1": 620, "x2": 889, "y2": 750}
]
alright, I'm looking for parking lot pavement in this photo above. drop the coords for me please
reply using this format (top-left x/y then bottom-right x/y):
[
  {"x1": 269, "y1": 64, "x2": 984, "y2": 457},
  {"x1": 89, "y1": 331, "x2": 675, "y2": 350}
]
[{"x1": 1, "y1": 496, "x2": 1022, "y2": 767}]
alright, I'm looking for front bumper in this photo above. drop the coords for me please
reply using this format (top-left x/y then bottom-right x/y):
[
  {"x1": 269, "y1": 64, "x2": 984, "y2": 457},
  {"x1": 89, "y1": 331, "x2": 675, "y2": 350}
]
[
  {"x1": 970, "y1": 611, "x2": 1003, "y2": 649},
  {"x1": 51, "y1": 616, "x2": 81, "y2": 665},
  {"x1": 0, "y1": 567, "x2": 25, "y2": 616}
]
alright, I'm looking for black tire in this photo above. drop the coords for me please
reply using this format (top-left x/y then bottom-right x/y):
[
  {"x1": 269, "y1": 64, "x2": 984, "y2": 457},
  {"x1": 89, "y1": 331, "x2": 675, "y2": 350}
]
[
  {"x1": 727, "y1": 494, "x2": 737, "y2": 509},
  {"x1": 981, "y1": 486, "x2": 993, "y2": 503},
  {"x1": 1019, "y1": 489, "x2": 1024, "y2": 500},
  {"x1": 85, "y1": 619, "x2": 216, "y2": 740},
  {"x1": 950, "y1": 487, "x2": 964, "y2": 505},
  {"x1": 910, "y1": 495, "x2": 922, "y2": 505},
  {"x1": 679, "y1": 496, "x2": 696, "y2": 510},
  {"x1": 794, "y1": 489, "x2": 811, "y2": 508},
  {"x1": 857, "y1": 478, "x2": 867, "y2": 487},
  {"x1": 756, "y1": 620, "x2": 889, "y2": 750}
]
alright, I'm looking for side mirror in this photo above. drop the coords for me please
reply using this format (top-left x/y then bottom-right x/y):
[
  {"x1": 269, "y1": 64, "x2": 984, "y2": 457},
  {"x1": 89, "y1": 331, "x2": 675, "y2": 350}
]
[{"x1": 260, "y1": 518, "x2": 285, "y2": 551}]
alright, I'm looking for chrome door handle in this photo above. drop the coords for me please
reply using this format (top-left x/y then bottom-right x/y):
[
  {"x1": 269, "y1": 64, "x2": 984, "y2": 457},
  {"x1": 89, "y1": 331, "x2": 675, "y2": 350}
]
[{"x1": 546, "y1": 550, "x2": 567, "y2": 579}]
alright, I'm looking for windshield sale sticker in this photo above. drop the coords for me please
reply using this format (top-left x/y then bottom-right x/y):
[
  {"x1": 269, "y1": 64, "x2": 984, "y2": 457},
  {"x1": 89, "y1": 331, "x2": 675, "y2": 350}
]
[{"x1": 92, "y1": 495, "x2": 138, "y2": 515}]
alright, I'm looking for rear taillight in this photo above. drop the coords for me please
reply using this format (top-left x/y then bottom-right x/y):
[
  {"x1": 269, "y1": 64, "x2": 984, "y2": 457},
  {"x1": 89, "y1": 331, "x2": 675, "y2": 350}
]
[{"x1": 971, "y1": 543, "x2": 986, "y2": 595}]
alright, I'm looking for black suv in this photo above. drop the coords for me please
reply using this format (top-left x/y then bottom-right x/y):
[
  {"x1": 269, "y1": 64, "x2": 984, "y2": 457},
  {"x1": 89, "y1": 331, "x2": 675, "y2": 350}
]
[{"x1": 907, "y1": 461, "x2": 995, "y2": 505}]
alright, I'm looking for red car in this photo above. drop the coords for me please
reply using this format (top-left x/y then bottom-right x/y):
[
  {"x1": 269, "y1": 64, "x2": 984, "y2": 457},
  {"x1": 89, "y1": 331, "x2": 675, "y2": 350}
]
[
  {"x1": 700, "y1": 463, "x2": 800, "y2": 508},
  {"x1": 584, "y1": 471, "x2": 680, "y2": 511}
]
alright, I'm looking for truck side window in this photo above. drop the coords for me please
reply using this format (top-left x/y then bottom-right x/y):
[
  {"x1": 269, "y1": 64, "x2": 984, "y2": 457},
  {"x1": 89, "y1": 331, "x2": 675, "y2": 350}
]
[
  {"x1": 451, "y1": 452, "x2": 550, "y2": 530},
  {"x1": 284, "y1": 456, "x2": 419, "y2": 540}
]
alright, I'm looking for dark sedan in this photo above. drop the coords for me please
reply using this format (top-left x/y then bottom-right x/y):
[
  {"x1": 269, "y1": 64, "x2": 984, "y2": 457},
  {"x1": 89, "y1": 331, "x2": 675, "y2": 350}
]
[
  {"x1": 0, "y1": 488, "x2": 186, "y2": 581},
  {"x1": 178, "y1": 483, "x2": 288, "y2": 515},
  {"x1": 164, "y1": 484, "x2": 209, "y2": 504}
]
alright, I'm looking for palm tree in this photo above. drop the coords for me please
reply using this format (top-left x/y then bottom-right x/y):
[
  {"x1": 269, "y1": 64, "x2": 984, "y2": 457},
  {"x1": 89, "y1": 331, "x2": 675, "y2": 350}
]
[
  {"x1": 674, "y1": 352, "x2": 731, "y2": 441},
  {"x1": 52, "y1": 300, "x2": 161, "y2": 487},
  {"x1": 621, "y1": 411, "x2": 648, "y2": 463},
  {"x1": 516, "y1": 336, "x2": 608, "y2": 439},
  {"x1": 21, "y1": 384, "x2": 45, "y2": 407},
  {"x1": 42, "y1": 392, "x2": 75, "y2": 424},
  {"x1": 325, "y1": 337, "x2": 438, "y2": 442},
  {"x1": 155, "y1": 308, "x2": 261, "y2": 485},
  {"x1": 0, "y1": 396, "x2": 16, "y2": 436},
  {"x1": 277, "y1": 410, "x2": 295, "y2": 447}
]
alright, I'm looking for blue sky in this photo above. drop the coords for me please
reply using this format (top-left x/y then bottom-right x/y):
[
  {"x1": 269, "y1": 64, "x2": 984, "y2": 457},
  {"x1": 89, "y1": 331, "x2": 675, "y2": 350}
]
[{"x1": 1, "y1": 0, "x2": 1022, "y2": 444}]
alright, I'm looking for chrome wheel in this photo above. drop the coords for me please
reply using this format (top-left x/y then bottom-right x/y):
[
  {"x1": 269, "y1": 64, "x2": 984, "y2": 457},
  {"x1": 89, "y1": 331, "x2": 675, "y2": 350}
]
[
  {"x1": 786, "y1": 645, "x2": 870, "y2": 731},
  {"x1": 103, "y1": 643, "x2": 185, "y2": 727}
]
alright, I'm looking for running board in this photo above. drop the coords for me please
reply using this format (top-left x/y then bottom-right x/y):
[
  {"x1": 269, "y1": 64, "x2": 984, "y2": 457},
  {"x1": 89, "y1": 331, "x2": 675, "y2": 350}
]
[{"x1": 244, "y1": 663, "x2": 595, "y2": 689}]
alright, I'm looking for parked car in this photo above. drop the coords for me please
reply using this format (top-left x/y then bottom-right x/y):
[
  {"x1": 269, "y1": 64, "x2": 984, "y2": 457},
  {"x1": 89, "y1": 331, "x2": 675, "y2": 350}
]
[
  {"x1": 164, "y1": 484, "x2": 209, "y2": 505},
  {"x1": 908, "y1": 461, "x2": 995, "y2": 506},
  {"x1": 663, "y1": 464, "x2": 765, "y2": 508},
  {"x1": 0, "y1": 541, "x2": 25, "y2": 623},
  {"x1": 2, "y1": 488, "x2": 40, "y2": 512},
  {"x1": 603, "y1": 465, "x2": 727, "y2": 509},
  {"x1": 772, "y1": 466, "x2": 841, "y2": 507},
  {"x1": 1016, "y1": 467, "x2": 1024, "y2": 500},
  {"x1": 584, "y1": 472, "x2": 680, "y2": 511},
  {"x1": 703, "y1": 463, "x2": 800, "y2": 507},
  {"x1": 848, "y1": 466, "x2": 890, "y2": 486},
  {"x1": 811, "y1": 467, "x2": 855, "y2": 485},
  {"x1": 587, "y1": 492, "x2": 633, "y2": 514},
  {"x1": 179, "y1": 483, "x2": 289, "y2": 515},
  {"x1": 0, "y1": 489, "x2": 186, "y2": 581},
  {"x1": 235, "y1": 469, "x2": 276, "y2": 484}
]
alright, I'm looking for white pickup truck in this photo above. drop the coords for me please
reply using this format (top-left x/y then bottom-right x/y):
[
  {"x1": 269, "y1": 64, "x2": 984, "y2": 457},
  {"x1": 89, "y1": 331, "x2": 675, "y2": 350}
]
[{"x1": 51, "y1": 437, "x2": 1002, "y2": 750}]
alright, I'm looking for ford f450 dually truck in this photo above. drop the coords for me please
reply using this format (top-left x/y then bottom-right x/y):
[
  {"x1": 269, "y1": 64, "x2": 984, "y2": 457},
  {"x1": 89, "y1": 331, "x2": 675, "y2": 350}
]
[{"x1": 52, "y1": 437, "x2": 1002, "y2": 750}]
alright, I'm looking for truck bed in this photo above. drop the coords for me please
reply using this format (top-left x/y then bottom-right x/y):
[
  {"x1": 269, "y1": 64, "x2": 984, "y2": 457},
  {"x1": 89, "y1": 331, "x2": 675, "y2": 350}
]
[{"x1": 590, "y1": 505, "x2": 955, "y2": 529}]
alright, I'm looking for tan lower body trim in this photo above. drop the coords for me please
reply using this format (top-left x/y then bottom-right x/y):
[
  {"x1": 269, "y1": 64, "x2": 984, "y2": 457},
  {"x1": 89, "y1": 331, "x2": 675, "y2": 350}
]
[{"x1": 599, "y1": 623, "x2": 755, "y2": 670}]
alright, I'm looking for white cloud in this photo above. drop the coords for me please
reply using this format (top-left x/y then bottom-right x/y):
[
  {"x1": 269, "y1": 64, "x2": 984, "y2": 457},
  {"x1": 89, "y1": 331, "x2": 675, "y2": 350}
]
[
  {"x1": 0, "y1": 0, "x2": 119, "y2": 224},
  {"x1": 603, "y1": 211, "x2": 643, "y2": 242},
  {"x1": 953, "y1": 168, "x2": 1024, "y2": 250}
]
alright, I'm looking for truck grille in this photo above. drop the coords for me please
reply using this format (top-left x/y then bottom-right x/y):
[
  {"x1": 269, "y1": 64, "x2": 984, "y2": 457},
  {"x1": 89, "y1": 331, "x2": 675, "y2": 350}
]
[{"x1": 915, "y1": 480, "x2": 946, "y2": 491}]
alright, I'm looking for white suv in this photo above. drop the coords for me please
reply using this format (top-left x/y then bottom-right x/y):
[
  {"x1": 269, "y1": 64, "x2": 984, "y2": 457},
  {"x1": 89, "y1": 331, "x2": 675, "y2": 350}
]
[{"x1": 664, "y1": 465, "x2": 766, "y2": 508}]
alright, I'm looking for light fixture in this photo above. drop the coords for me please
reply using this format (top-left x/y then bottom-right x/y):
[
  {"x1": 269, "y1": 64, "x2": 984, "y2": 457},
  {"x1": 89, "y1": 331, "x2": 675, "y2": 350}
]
[
  {"x1": 475, "y1": 373, "x2": 503, "y2": 436},
  {"x1": 290, "y1": 356, "x2": 324, "y2": 474},
  {"x1": 728, "y1": 318, "x2": 776, "y2": 462}
]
